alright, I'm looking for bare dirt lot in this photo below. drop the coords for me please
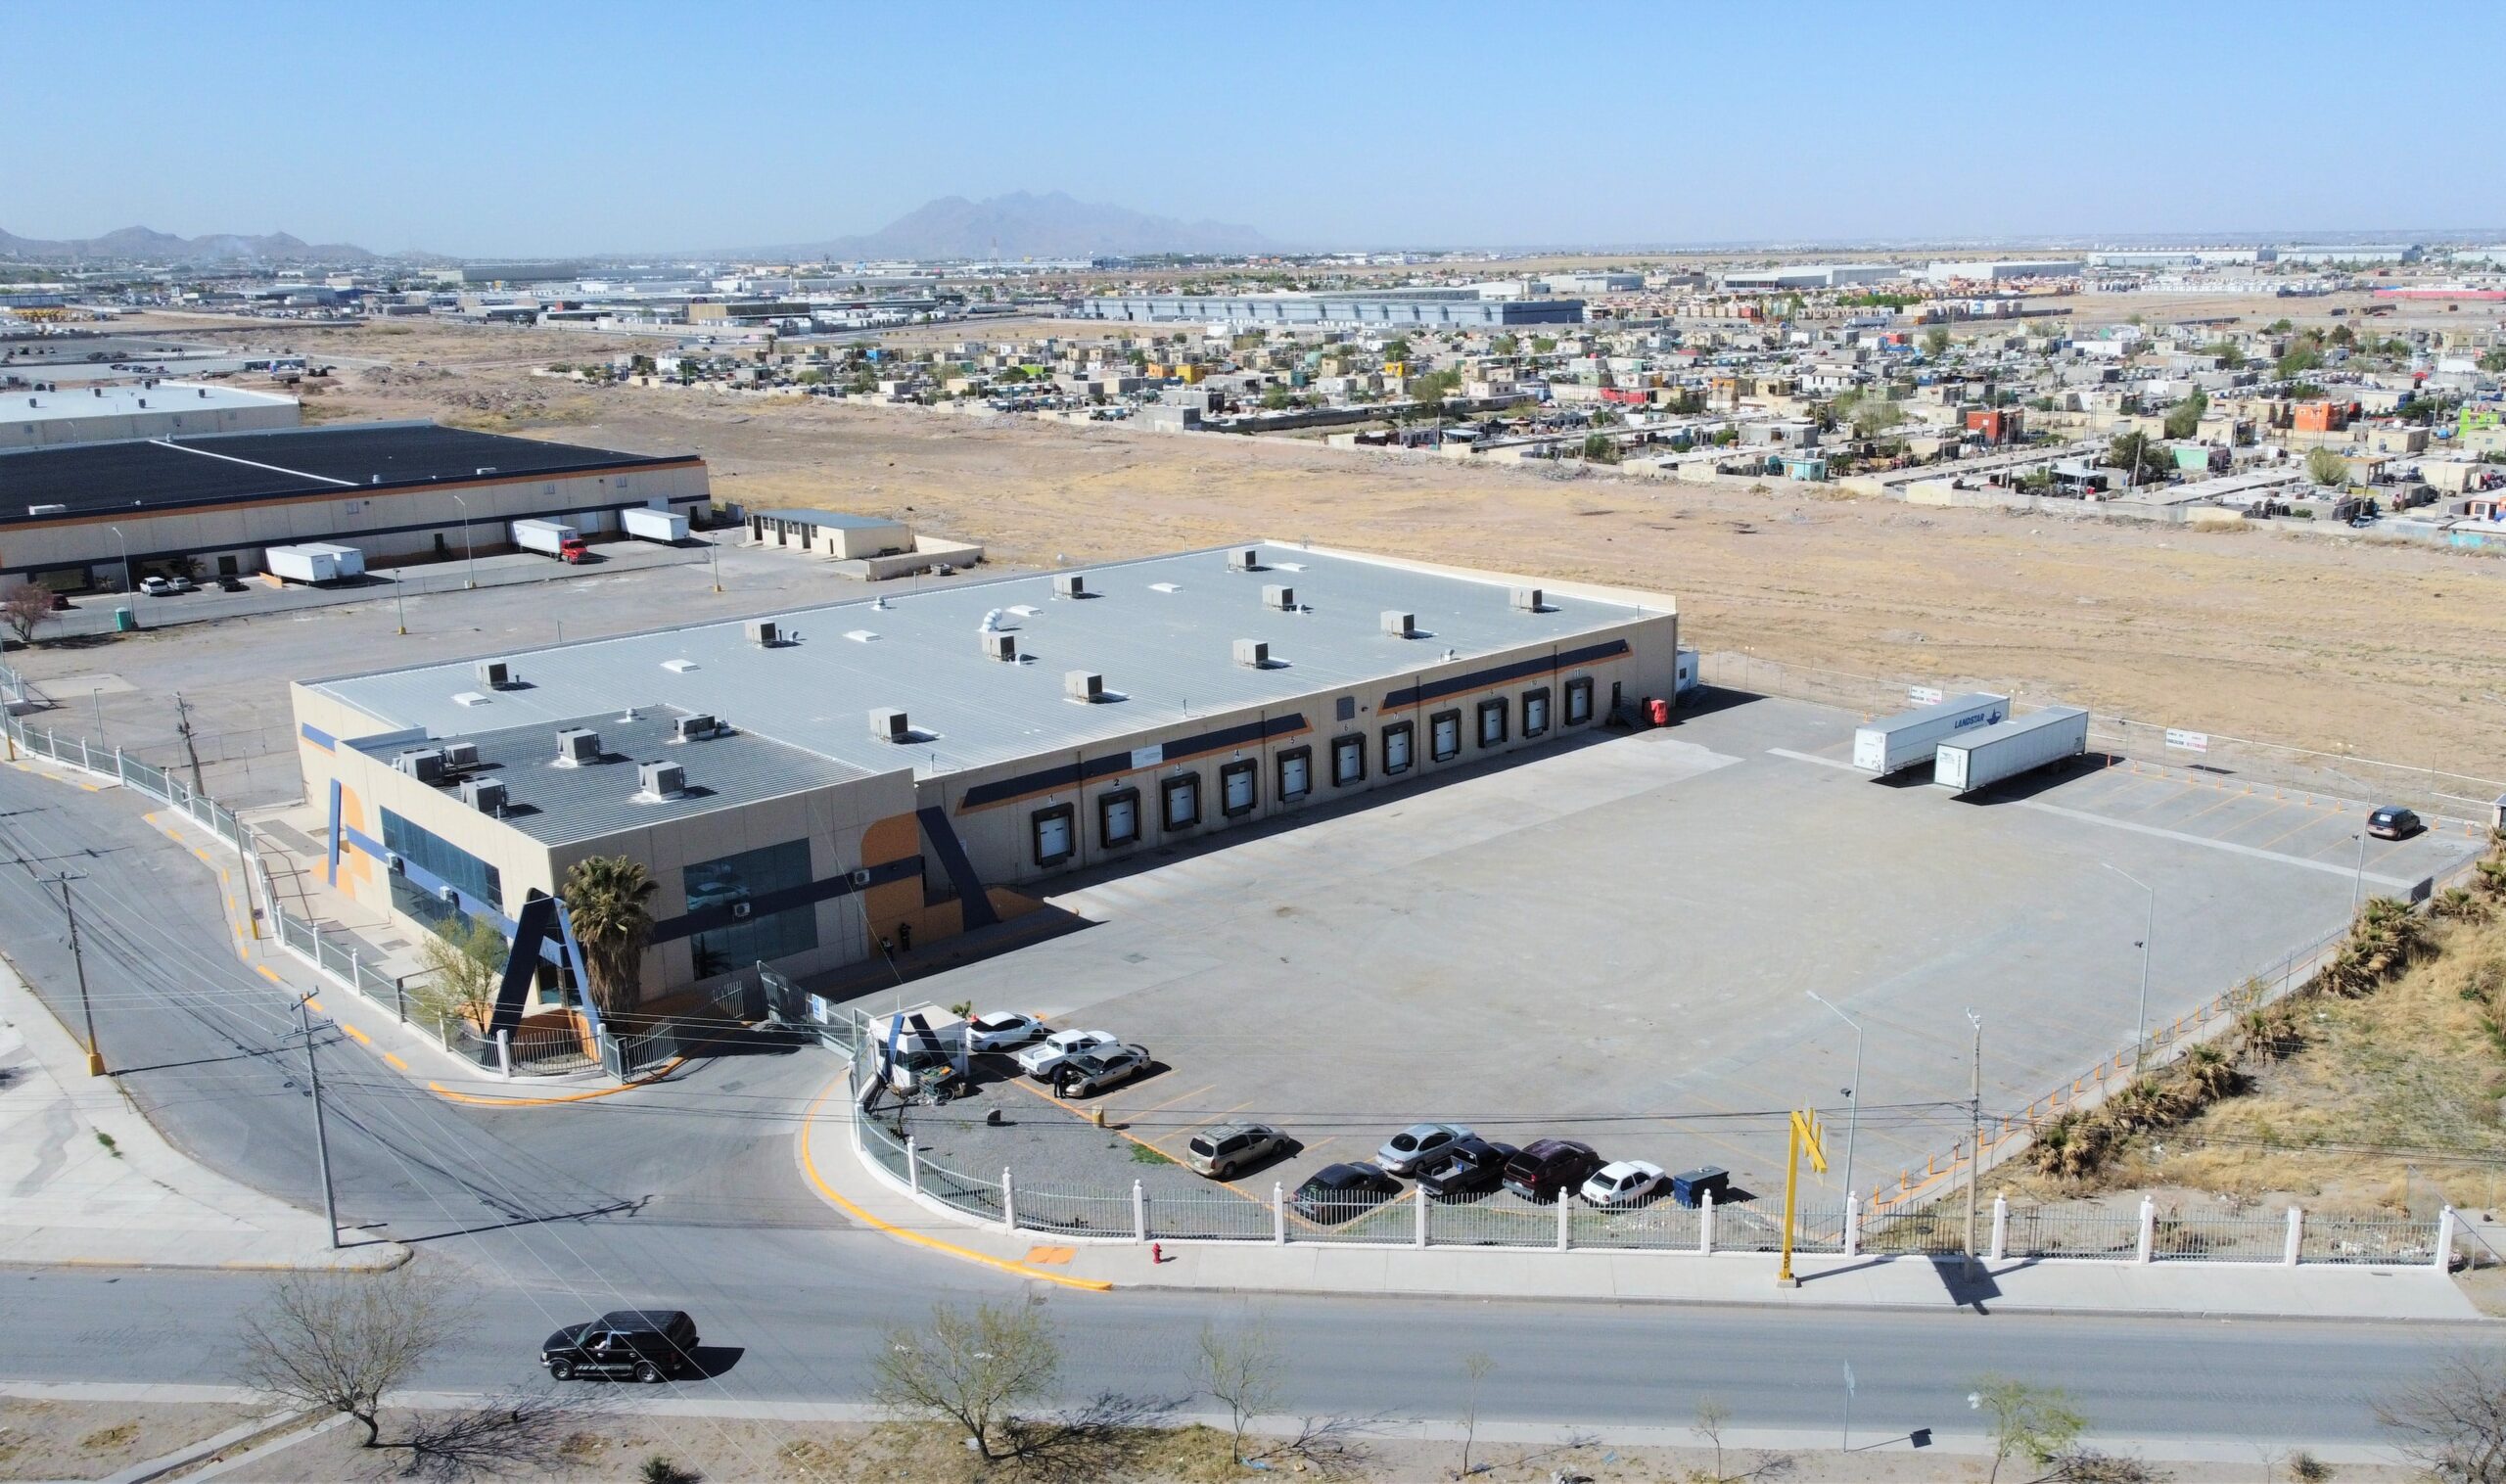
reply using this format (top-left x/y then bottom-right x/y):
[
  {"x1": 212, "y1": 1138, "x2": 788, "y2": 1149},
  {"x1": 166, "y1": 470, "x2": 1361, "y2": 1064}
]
[{"x1": 99, "y1": 315, "x2": 2506, "y2": 785}]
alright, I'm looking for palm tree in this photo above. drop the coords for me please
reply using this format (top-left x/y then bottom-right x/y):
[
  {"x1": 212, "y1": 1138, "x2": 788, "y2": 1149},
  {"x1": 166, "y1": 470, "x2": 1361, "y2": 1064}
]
[
  {"x1": 2176, "y1": 1044, "x2": 2241, "y2": 1104},
  {"x1": 561, "y1": 856, "x2": 657, "y2": 1019}
]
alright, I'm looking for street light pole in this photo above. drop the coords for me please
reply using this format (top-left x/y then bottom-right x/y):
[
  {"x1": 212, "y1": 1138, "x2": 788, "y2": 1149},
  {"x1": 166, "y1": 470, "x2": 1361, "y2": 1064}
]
[
  {"x1": 109, "y1": 525, "x2": 133, "y2": 597},
  {"x1": 2103, "y1": 863, "x2": 2157, "y2": 1070},
  {"x1": 49, "y1": 873, "x2": 103, "y2": 1076},
  {"x1": 451, "y1": 494, "x2": 478, "y2": 589},
  {"x1": 1964, "y1": 1008, "x2": 1983, "y2": 1276},
  {"x1": 296, "y1": 994, "x2": 341, "y2": 1248},
  {"x1": 708, "y1": 539, "x2": 721, "y2": 594},
  {"x1": 2352, "y1": 830, "x2": 2369, "y2": 911},
  {"x1": 1806, "y1": 990, "x2": 1863, "y2": 1203}
]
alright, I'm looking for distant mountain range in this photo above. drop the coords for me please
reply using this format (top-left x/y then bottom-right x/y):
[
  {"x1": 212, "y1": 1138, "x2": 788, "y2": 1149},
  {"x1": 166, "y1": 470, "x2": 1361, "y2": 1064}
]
[
  {"x1": 765, "y1": 191, "x2": 1275, "y2": 261},
  {"x1": 0, "y1": 225, "x2": 380, "y2": 264}
]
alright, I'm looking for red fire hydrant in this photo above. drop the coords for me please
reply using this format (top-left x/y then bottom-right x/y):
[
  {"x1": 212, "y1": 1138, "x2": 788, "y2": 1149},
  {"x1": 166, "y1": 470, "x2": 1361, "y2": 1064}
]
[{"x1": 1150, "y1": 1242, "x2": 1165, "y2": 1266}]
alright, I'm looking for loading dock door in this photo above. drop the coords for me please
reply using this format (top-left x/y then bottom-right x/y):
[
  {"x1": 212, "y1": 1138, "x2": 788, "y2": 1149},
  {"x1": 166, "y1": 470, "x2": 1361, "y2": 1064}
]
[
  {"x1": 1431, "y1": 713, "x2": 1462, "y2": 762},
  {"x1": 1383, "y1": 724, "x2": 1413, "y2": 773},
  {"x1": 1524, "y1": 691, "x2": 1550, "y2": 736},
  {"x1": 1279, "y1": 751, "x2": 1310, "y2": 800},
  {"x1": 1222, "y1": 762, "x2": 1257, "y2": 815}
]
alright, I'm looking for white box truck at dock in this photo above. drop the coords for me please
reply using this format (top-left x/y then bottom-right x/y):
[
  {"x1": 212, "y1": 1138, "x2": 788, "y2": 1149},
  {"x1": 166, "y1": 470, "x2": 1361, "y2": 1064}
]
[
  {"x1": 620, "y1": 506, "x2": 689, "y2": 544},
  {"x1": 511, "y1": 519, "x2": 588, "y2": 563},
  {"x1": 1933, "y1": 706, "x2": 2090, "y2": 794},
  {"x1": 263, "y1": 541, "x2": 365, "y2": 584},
  {"x1": 1852, "y1": 693, "x2": 2008, "y2": 775}
]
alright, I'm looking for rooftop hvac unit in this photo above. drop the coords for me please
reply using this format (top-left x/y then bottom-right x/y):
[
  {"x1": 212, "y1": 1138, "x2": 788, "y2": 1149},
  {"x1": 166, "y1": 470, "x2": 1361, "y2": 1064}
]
[
  {"x1": 1262, "y1": 583, "x2": 1295, "y2": 611},
  {"x1": 673, "y1": 713, "x2": 720, "y2": 743},
  {"x1": 1381, "y1": 610, "x2": 1415, "y2": 638},
  {"x1": 438, "y1": 740, "x2": 481, "y2": 770},
  {"x1": 745, "y1": 619, "x2": 780, "y2": 647},
  {"x1": 554, "y1": 728, "x2": 601, "y2": 765},
  {"x1": 1232, "y1": 638, "x2": 1270, "y2": 669},
  {"x1": 982, "y1": 631, "x2": 1018, "y2": 662},
  {"x1": 393, "y1": 749, "x2": 446, "y2": 784},
  {"x1": 1509, "y1": 586, "x2": 1545, "y2": 613},
  {"x1": 1051, "y1": 573, "x2": 1087, "y2": 598},
  {"x1": 459, "y1": 776, "x2": 507, "y2": 813},
  {"x1": 474, "y1": 659, "x2": 511, "y2": 690},
  {"x1": 870, "y1": 707, "x2": 909, "y2": 742},
  {"x1": 637, "y1": 760, "x2": 686, "y2": 800},
  {"x1": 1064, "y1": 671, "x2": 1104, "y2": 703},
  {"x1": 1228, "y1": 547, "x2": 1261, "y2": 571}
]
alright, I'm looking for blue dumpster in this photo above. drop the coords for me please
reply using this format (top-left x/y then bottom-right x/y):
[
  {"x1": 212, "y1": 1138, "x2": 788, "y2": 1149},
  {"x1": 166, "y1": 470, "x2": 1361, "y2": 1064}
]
[{"x1": 1671, "y1": 1167, "x2": 1729, "y2": 1208}]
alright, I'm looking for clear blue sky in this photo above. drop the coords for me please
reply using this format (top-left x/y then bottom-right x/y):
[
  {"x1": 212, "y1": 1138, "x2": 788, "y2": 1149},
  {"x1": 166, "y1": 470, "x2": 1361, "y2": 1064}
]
[{"x1": 5, "y1": 1, "x2": 2497, "y2": 255}]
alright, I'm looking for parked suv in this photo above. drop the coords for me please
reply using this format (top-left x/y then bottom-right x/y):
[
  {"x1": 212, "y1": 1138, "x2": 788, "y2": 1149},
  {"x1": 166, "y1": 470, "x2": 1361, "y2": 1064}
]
[
  {"x1": 2366, "y1": 805, "x2": 2421, "y2": 840},
  {"x1": 1185, "y1": 1122, "x2": 1287, "y2": 1179},
  {"x1": 541, "y1": 1310, "x2": 700, "y2": 1383},
  {"x1": 1502, "y1": 1138, "x2": 1602, "y2": 1203}
]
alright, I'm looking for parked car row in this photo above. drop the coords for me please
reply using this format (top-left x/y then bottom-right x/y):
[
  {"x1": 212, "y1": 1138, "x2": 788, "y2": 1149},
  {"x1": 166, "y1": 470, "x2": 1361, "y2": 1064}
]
[
  {"x1": 967, "y1": 1015, "x2": 1159, "y2": 1100},
  {"x1": 1278, "y1": 1126, "x2": 1682, "y2": 1225}
]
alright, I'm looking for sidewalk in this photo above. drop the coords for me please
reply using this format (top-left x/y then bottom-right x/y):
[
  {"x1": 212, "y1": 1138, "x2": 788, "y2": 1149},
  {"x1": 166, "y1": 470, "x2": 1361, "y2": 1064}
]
[
  {"x1": 799, "y1": 1078, "x2": 2485, "y2": 1322},
  {"x1": 0, "y1": 958, "x2": 404, "y2": 1272}
]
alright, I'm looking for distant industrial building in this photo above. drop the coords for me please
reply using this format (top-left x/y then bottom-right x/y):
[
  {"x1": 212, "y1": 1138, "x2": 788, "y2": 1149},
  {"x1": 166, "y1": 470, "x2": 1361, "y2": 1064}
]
[
  {"x1": 1073, "y1": 292, "x2": 1585, "y2": 328},
  {"x1": 290, "y1": 543, "x2": 1680, "y2": 1009},
  {"x1": 1540, "y1": 272, "x2": 1645, "y2": 295},
  {"x1": 430, "y1": 261, "x2": 594, "y2": 286},
  {"x1": 2088, "y1": 249, "x2": 2265, "y2": 268},
  {"x1": 1921, "y1": 259, "x2": 2085, "y2": 283},
  {"x1": 2270, "y1": 244, "x2": 2424, "y2": 265},
  {"x1": 0, "y1": 421, "x2": 706, "y2": 591},
  {"x1": 1718, "y1": 264, "x2": 1902, "y2": 291},
  {"x1": 1, "y1": 381, "x2": 300, "y2": 449}
]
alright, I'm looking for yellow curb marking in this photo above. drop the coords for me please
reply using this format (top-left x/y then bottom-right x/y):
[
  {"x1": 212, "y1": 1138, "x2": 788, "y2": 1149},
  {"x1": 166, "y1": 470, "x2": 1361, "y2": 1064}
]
[
  {"x1": 1023, "y1": 1246, "x2": 1075, "y2": 1265},
  {"x1": 425, "y1": 1059, "x2": 684, "y2": 1106},
  {"x1": 382, "y1": 1051, "x2": 409, "y2": 1071},
  {"x1": 798, "y1": 1079, "x2": 1111, "y2": 1293},
  {"x1": 255, "y1": 964, "x2": 283, "y2": 984},
  {"x1": 340, "y1": 1024, "x2": 371, "y2": 1044}
]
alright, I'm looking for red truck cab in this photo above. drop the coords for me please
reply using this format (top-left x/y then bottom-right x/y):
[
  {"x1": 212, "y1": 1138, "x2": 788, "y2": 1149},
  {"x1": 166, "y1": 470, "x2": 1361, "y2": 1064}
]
[{"x1": 560, "y1": 537, "x2": 590, "y2": 564}]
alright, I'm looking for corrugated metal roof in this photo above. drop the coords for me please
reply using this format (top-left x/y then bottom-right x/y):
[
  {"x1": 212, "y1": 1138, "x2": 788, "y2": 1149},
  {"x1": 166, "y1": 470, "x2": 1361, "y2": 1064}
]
[
  {"x1": 354, "y1": 709, "x2": 870, "y2": 846},
  {"x1": 312, "y1": 543, "x2": 1659, "y2": 782}
]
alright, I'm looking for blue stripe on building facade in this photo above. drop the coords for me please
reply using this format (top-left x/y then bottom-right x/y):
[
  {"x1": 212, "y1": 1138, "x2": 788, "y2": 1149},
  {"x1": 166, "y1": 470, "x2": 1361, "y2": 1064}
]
[
  {"x1": 1380, "y1": 639, "x2": 1631, "y2": 712},
  {"x1": 956, "y1": 714, "x2": 1309, "y2": 811}
]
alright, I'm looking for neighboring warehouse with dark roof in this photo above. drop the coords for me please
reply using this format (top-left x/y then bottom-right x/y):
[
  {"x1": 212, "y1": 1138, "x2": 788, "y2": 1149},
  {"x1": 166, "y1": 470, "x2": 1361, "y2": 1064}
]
[
  {"x1": 0, "y1": 420, "x2": 708, "y2": 590},
  {"x1": 288, "y1": 542, "x2": 1684, "y2": 1013}
]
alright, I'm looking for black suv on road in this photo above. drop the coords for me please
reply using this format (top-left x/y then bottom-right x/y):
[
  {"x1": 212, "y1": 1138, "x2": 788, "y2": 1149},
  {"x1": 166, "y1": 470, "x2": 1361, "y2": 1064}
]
[{"x1": 541, "y1": 1310, "x2": 700, "y2": 1383}]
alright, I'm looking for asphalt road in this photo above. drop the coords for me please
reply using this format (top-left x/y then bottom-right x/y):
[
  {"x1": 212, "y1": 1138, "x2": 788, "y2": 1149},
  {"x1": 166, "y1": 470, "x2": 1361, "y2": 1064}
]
[{"x1": 0, "y1": 763, "x2": 2493, "y2": 1450}]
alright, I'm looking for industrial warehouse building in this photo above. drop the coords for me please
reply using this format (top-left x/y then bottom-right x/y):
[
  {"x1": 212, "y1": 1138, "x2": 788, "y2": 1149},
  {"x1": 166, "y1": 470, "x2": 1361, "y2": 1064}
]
[
  {"x1": 0, "y1": 421, "x2": 708, "y2": 589},
  {"x1": 288, "y1": 543, "x2": 1680, "y2": 1008},
  {"x1": 1073, "y1": 292, "x2": 1586, "y2": 328},
  {"x1": 2, "y1": 381, "x2": 301, "y2": 449}
]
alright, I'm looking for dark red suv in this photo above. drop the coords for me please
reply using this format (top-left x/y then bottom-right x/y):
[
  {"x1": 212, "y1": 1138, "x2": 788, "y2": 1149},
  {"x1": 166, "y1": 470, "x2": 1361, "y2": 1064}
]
[{"x1": 1502, "y1": 1138, "x2": 1602, "y2": 1203}]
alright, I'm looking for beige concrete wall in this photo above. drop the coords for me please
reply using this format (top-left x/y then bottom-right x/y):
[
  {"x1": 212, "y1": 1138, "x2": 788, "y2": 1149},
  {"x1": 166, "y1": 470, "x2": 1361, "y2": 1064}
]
[
  {"x1": 9, "y1": 460, "x2": 708, "y2": 580},
  {"x1": 288, "y1": 678, "x2": 919, "y2": 1005}
]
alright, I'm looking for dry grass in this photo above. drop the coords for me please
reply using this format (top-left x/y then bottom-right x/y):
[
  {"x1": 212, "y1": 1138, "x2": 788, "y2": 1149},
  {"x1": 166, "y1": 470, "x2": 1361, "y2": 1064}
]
[{"x1": 2010, "y1": 911, "x2": 2506, "y2": 1213}]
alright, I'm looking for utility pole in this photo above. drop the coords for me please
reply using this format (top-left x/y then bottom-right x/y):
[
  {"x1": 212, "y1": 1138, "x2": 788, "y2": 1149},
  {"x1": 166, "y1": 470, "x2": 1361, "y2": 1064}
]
[
  {"x1": 50, "y1": 873, "x2": 103, "y2": 1076},
  {"x1": 1964, "y1": 1008, "x2": 1983, "y2": 1276},
  {"x1": 171, "y1": 692, "x2": 206, "y2": 797},
  {"x1": 2351, "y1": 830, "x2": 2369, "y2": 911},
  {"x1": 297, "y1": 994, "x2": 341, "y2": 1248},
  {"x1": 708, "y1": 539, "x2": 721, "y2": 594}
]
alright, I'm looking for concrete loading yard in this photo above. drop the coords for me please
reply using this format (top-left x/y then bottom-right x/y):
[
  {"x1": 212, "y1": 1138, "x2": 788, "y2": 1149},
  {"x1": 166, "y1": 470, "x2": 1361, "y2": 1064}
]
[{"x1": 867, "y1": 688, "x2": 2478, "y2": 1229}]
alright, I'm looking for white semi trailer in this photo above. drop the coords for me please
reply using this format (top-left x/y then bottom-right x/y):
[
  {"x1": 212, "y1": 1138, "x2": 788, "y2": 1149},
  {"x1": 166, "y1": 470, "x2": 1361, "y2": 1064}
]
[
  {"x1": 1933, "y1": 706, "x2": 2091, "y2": 794},
  {"x1": 264, "y1": 541, "x2": 366, "y2": 584},
  {"x1": 1852, "y1": 693, "x2": 2009, "y2": 775},
  {"x1": 621, "y1": 506, "x2": 689, "y2": 543}
]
